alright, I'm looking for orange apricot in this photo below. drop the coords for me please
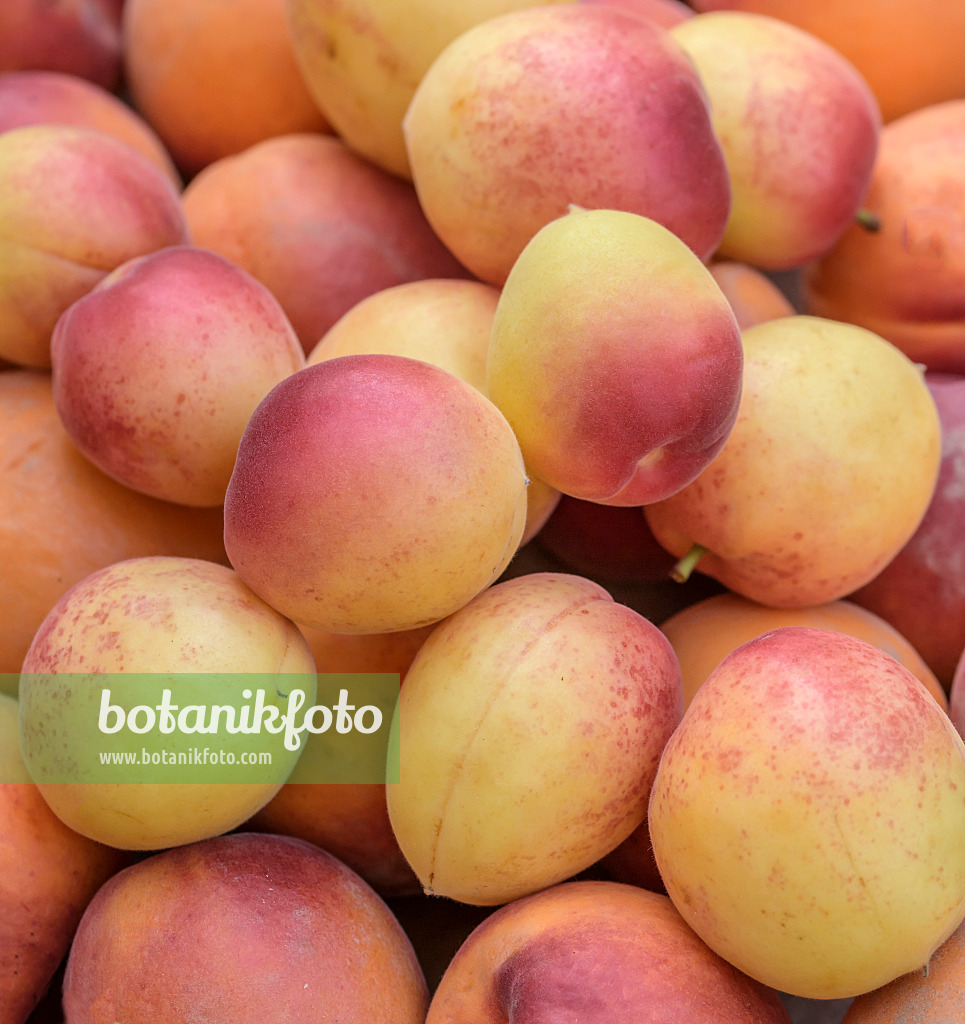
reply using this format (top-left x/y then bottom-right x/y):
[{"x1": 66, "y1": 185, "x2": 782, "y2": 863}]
[
  {"x1": 708, "y1": 260, "x2": 797, "y2": 328},
  {"x1": 0, "y1": 370, "x2": 228, "y2": 679},
  {"x1": 122, "y1": 0, "x2": 331, "y2": 177}
]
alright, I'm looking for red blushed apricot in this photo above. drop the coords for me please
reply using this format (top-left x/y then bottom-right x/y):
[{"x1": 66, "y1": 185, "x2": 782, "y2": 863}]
[
  {"x1": 804, "y1": 100, "x2": 965, "y2": 374},
  {"x1": 690, "y1": 0, "x2": 965, "y2": 124},
  {"x1": 0, "y1": 0, "x2": 123, "y2": 90},
  {"x1": 0, "y1": 370, "x2": 227, "y2": 676},
  {"x1": 0, "y1": 695, "x2": 131, "y2": 1024},
  {"x1": 579, "y1": 0, "x2": 694, "y2": 28},
  {"x1": 427, "y1": 880, "x2": 791, "y2": 1023},
  {"x1": 0, "y1": 69, "x2": 180, "y2": 185},
  {"x1": 182, "y1": 133, "x2": 472, "y2": 354},
  {"x1": 62, "y1": 833, "x2": 430, "y2": 1022},
  {"x1": 659, "y1": 592, "x2": 948, "y2": 711},
  {"x1": 122, "y1": 0, "x2": 331, "y2": 177}
]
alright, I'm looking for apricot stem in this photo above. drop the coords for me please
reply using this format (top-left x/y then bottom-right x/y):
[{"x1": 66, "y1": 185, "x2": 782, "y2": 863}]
[
  {"x1": 671, "y1": 543, "x2": 707, "y2": 584},
  {"x1": 855, "y1": 208, "x2": 881, "y2": 232}
]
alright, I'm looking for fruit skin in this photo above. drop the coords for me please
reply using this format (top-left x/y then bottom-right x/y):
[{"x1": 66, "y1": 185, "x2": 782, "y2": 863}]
[
  {"x1": 670, "y1": 10, "x2": 881, "y2": 270},
  {"x1": 659, "y1": 592, "x2": 947, "y2": 710},
  {"x1": 804, "y1": 100, "x2": 965, "y2": 374},
  {"x1": 579, "y1": 0, "x2": 694, "y2": 28},
  {"x1": 50, "y1": 245, "x2": 305, "y2": 508},
  {"x1": 848, "y1": 372, "x2": 965, "y2": 689},
  {"x1": 223, "y1": 354, "x2": 528, "y2": 635},
  {"x1": 61, "y1": 831, "x2": 430, "y2": 1024},
  {"x1": 122, "y1": 0, "x2": 331, "y2": 177},
  {"x1": 425, "y1": 880, "x2": 793, "y2": 1024},
  {"x1": 487, "y1": 207, "x2": 743, "y2": 506},
  {"x1": 18, "y1": 555, "x2": 317, "y2": 851},
  {"x1": 689, "y1": 0, "x2": 965, "y2": 124},
  {"x1": 404, "y1": 4, "x2": 732, "y2": 286},
  {"x1": 645, "y1": 315, "x2": 942, "y2": 607},
  {"x1": 286, "y1": 0, "x2": 572, "y2": 180},
  {"x1": 0, "y1": 0, "x2": 123, "y2": 91},
  {"x1": 649, "y1": 626, "x2": 965, "y2": 1000},
  {"x1": 0, "y1": 370, "x2": 227, "y2": 679},
  {"x1": 385, "y1": 572, "x2": 683, "y2": 906},
  {"x1": 0, "y1": 69, "x2": 180, "y2": 185},
  {"x1": 841, "y1": 914, "x2": 965, "y2": 1023},
  {"x1": 181, "y1": 132, "x2": 472, "y2": 355},
  {"x1": 306, "y1": 277, "x2": 560, "y2": 545},
  {"x1": 0, "y1": 123, "x2": 189, "y2": 368},
  {"x1": 0, "y1": 693, "x2": 130, "y2": 1024}
]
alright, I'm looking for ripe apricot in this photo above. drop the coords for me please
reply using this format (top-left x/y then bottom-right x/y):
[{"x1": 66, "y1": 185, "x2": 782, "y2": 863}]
[
  {"x1": 690, "y1": 0, "x2": 965, "y2": 124},
  {"x1": 0, "y1": 370, "x2": 227, "y2": 678},
  {"x1": 123, "y1": 0, "x2": 330, "y2": 176}
]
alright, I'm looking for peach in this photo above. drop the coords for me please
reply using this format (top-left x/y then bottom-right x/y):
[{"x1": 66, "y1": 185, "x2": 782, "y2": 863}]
[
  {"x1": 181, "y1": 132, "x2": 472, "y2": 354},
  {"x1": 223, "y1": 354, "x2": 529, "y2": 634},
  {"x1": 0, "y1": 0, "x2": 123, "y2": 90},
  {"x1": 0, "y1": 370, "x2": 227, "y2": 679},
  {"x1": 645, "y1": 315, "x2": 942, "y2": 607},
  {"x1": 19, "y1": 555, "x2": 318, "y2": 850},
  {"x1": 0, "y1": 69, "x2": 179, "y2": 185},
  {"x1": 0, "y1": 693, "x2": 129, "y2": 1024},
  {"x1": 62, "y1": 832, "x2": 429, "y2": 1023},
  {"x1": 307, "y1": 277, "x2": 560, "y2": 544},
  {"x1": 122, "y1": 0, "x2": 331, "y2": 177},
  {"x1": 841, "y1": 914, "x2": 965, "y2": 1022},
  {"x1": 670, "y1": 11, "x2": 881, "y2": 270},
  {"x1": 660, "y1": 592, "x2": 947, "y2": 710},
  {"x1": 848, "y1": 372, "x2": 965, "y2": 688},
  {"x1": 0, "y1": 123, "x2": 189, "y2": 368},
  {"x1": 709, "y1": 260, "x2": 797, "y2": 328},
  {"x1": 404, "y1": 4, "x2": 731, "y2": 286},
  {"x1": 50, "y1": 245, "x2": 305, "y2": 507},
  {"x1": 286, "y1": 0, "x2": 572, "y2": 180},
  {"x1": 804, "y1": 100, "x2": 965, "y2": 374},
  {"x1": 689, "y1": 0, "x2": 965, "y2": 124},
  {"x1": 385, "y1": 572, "x2": 683, "y2": 905},
  {"x1": 487, "y1": 207, "x2": 743, "y2": 505},
  {"x1": 649, "y1": 626, "x2": 965, "y2": 999},
  {"x1": 426, "y1": 880, "x2": 792, "y2": 1023},
  {"x1": 952, "y1": 646, "x2": 965, "y2": 739}
]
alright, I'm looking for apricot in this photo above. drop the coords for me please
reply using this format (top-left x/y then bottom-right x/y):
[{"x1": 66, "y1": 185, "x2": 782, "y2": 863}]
[
  {"x1": 0, "y1": 693, "x2": 129, "y2": 1024},
  {"x1": 659, "y1": 592, "x2": 947, "y2": 710},
  {"x1": 690, "y1": 0, "x2": 965, "y2": 124},
  {"x1": 0, "y1": 0, "x2": 123, "y2": 90},
  {"x1": 805, "y1": 100, "x2": 965, "y2": 374},
  {"x1": 0, "y1": 370, "x2": 227, "y2": 681},
  {"x1": 122, "y1": 0, "x2": 331, "y2": 176},
  {"x1": 181, "y1": 133, "x2": 471, "y2": 354},
  {"x1": 0, "y1": 69, "x2": 180, "y2": 185}
]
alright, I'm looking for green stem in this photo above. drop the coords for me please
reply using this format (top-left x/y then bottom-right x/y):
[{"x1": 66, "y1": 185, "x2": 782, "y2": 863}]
[
  {"x1": 671, "y1": 543, "x2": 708, "y2": 584},
  {"x1": 856, "y1": 208, "x2": 881, "y2": 232}
]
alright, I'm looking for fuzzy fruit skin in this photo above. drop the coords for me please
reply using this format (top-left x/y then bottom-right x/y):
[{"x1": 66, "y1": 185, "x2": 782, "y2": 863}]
[
  {"x1": 404, "y1": 4, "x2": 732, "y2": 286},
  {"x1": 671, "y1": 10, "x2": 881, "y2": 270},
  {"x1": 487, "y1": 207, "x2": 743, "y2": 506},
  {"x1": 386, "y1": 572, "x2": 683, "y2": 906},
  {"x1": 649, "y1": 626, "x2": 965, "y2": 1000},
  {"x1": 426, "y1": 880, "x2": 793, "y2": 1024},
  {"x1": 645, "y1": 315, "x2": 942, "y2": 607},
  {"x1": 61, "y1": 832, "x2": 429, "y2": 1024},
  {"x1": 223, "y1": 354, "x2": 529, "y2": 635}
]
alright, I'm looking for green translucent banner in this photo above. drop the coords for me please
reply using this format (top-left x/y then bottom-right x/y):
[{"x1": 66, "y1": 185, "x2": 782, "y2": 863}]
[{"x1": 4, "y1": 672, "x2": 400, "y2": 785}]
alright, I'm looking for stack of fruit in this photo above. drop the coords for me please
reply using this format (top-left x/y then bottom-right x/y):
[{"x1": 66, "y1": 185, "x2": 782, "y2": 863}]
[{"x1": 2, "y1": 1, "x2": 965, "y2": 1022}]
